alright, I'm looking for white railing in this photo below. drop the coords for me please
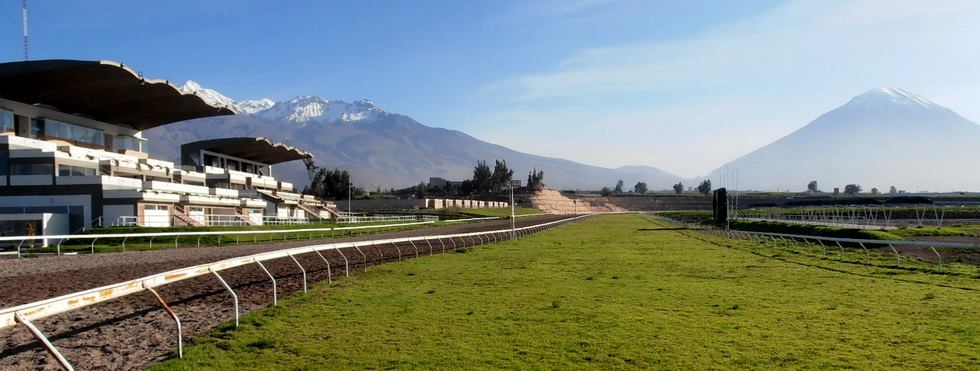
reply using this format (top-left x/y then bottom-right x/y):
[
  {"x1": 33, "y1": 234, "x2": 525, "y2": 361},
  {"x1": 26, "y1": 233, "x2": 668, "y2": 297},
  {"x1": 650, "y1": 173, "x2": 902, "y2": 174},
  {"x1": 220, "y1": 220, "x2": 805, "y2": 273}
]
[
  {"x1": 115, "y1": 216, "x2": 139, "y2": 227},
  {"x1": 335, "y1": 214, "x2": 439, "y2": 224},
  {"x1": 262, "y1": 216, "x2": 314, "y2": 225},
  {"x1": 146, "y1": 181, "x2": 211, "y2": 195},
  {"x1": 682, "y1": 223, "x2": 978, "y2": 273},
  {"x1": 0, "y1": 214, "x2": 589, "y2": 370},
  {"x1": 0, "y1": 216, "x2": 504, "y2": 257},
  {"x1": 734, "y1": 206, "x2": 976, "y2": 229},
  {"x1": 102, "y1": 214, "x2": 441, "y2": 228}
]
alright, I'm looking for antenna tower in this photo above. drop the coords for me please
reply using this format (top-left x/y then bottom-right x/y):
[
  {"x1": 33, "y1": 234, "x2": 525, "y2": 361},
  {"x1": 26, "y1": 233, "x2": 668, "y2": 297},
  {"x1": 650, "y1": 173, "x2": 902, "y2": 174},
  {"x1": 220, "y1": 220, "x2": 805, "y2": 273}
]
[{"x1": 22, "y1": 0, "x2": 29, "y2": 61}]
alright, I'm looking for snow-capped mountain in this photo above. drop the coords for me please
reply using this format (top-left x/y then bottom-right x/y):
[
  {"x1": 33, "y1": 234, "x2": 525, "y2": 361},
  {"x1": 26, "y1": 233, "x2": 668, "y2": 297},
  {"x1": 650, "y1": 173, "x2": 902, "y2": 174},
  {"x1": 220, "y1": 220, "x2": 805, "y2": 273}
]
[
  {"x1": 148, "y1": 81, "x2": 682, "y2": 189},
  {"x1": 234, "y1": 98, "x2": 276, "y2": 114},
  {"x1": 180, "y1": 81, "x2": 389, "y2": 124},
  {"x1": 255, "y1": 96, "x2": 389, "y2": 125},
  {"x1": 849, "y1": 87, "x2": 939, "y2": 111},
  {"x1": 179, "y1": 80, "x2": 237, "y2": 111},
  {"x1": 706, "y1": 87, "x2": 980, "y2": 192}
]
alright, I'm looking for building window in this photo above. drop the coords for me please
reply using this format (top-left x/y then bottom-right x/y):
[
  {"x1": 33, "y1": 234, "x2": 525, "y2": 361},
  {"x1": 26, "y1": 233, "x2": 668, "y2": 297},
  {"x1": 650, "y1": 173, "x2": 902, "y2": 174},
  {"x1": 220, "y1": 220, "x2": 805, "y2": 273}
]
[
  {"x1": 11, "y1": 163, "x2": 53, "y2": 175},
  {"x1": 29, "y1": 119, "x2": 42, "y2": 139},
  {"x1": 58, "y1": 164, "x2": 97, "y2": 177},
  {"x1": 0, "y1": 109, "x2": 13, "y2": 133},
  {"x1": 43, "y1": 119, "x2": 105, "y2": 147},
  {"x1": 114, "y1": 135, "x2": 141, "y2": 152},
  {"x1": 204, "y1": 154, "x2": 220, "y2": 168}
]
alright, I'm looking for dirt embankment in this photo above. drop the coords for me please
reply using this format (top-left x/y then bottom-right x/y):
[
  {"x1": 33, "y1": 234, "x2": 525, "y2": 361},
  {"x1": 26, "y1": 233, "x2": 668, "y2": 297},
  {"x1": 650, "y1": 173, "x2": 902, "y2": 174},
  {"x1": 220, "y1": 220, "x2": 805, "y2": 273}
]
[{"x1": 529, "y1": 189, "x2": 627, "y2": 214}]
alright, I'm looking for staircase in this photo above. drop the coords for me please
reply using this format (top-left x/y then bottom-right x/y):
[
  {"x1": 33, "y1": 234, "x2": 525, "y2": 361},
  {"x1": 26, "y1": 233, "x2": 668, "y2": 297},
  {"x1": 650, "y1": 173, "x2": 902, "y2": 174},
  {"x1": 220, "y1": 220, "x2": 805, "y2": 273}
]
[
  {"x1": 173, "y1": 204, "x2": 203, "y2": 227},
  {"x1": 320, "y1": 204, "x2": 343, "y2": 219},
  {"x1": 296, "y1": 203, "x2": 324, "y2": 221},
  {"x1": 234, "y1": 207, "x2": 254, "y2": 226}
]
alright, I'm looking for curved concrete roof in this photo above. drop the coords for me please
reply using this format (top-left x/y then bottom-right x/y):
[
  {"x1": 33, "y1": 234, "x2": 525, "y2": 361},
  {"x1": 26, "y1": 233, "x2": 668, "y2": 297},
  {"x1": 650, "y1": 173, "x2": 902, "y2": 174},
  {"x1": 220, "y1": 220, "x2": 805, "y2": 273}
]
[
  {"x1": 0, "y1": 59, "x2": 235, "y2": 130},
  {"x1": 181, "y1": 137, "x2": 313, "y2": 165}
]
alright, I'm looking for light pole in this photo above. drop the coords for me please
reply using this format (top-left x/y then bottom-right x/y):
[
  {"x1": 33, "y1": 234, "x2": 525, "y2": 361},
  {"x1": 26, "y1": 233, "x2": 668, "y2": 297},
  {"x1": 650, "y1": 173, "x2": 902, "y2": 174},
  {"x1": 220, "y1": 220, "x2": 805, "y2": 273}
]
[
  {"x1": 510, "y1": 179, "x2": 516, "y2": 239},
  {"x1": 348, "y1": 176, "x2": 352, "y2": 223}
]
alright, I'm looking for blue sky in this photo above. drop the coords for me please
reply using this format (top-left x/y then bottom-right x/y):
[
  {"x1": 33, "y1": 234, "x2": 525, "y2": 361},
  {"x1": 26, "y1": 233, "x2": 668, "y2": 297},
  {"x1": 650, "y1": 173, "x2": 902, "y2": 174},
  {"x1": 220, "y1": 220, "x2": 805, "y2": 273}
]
[{"x1": 2, "y1": 0, "x2": 979, "y2": 177}]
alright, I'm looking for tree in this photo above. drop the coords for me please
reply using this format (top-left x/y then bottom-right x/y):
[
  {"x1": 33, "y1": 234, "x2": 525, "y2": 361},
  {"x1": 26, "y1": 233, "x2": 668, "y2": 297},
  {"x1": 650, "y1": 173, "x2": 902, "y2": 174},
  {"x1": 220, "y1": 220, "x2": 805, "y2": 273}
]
[
  {"x1": 599, "y1": 187, "x2": 613, "y2": 197},
  {"x1": 416, "y1": 182, "x2": 428, "y2": 199},
  {"x1": 807, "y1": 180, "x2": 819, "y2": 193},
  {"x1": 490, "y1": 160, "x2": 514, "y2": 193},
  {"x1": 633, "y1": 182, "x2": 648, "y2": 194},
  {"x1": 459, "y1": 179, "x2": 475, "y2": 196},
  {"x1": 444, "y1": 181, "x2": 458, "y2": 196},
  {"x1": 613, "y1": 180, "x2": 624, "y2": 194},
  {"x1": 697, "y1": 179, "x2": 712, "y2": 196},
  {"x1": 526, "y1": 168, "x2": 545, "y2": 191},
  {"x1": 472, "y1": 160, "x2": 493, "y2": 194},
  {"x1": 870, "y1": 187, "x2": 880, "y2": 195},
  {"x1": 889, "y1": 185, "x2": 898, "y2": 195},
  {"x1": 673, "y1": 182, "x2": 684, "y2": 194},
  {"x1": 844, "y1": 184, "x2": 862, "y2": 195},
  {"x1": 305, "y1": 167, "x2": 355, "y2": 200}
]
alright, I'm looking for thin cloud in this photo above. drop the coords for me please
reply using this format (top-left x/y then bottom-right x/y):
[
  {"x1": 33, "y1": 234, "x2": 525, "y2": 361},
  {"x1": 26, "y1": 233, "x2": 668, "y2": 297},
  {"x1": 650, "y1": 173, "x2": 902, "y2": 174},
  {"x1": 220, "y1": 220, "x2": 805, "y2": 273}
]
[{"x1": 475, "y1": 0, "x2": 980, "y2": 176}]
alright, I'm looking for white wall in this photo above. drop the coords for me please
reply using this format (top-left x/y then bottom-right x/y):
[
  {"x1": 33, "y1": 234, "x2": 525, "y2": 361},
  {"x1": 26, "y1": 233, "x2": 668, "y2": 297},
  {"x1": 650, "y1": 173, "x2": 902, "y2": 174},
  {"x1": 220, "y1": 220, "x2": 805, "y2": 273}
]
[
  {"x1": 142, "y1": 205, "x2": 171, "y2": 227},
  {"x1": 42, "y1": 213, "x2": 69, "y2": 246},
  {"x1": 249, "y1": 210, "x2": 264, "y2": 225}
]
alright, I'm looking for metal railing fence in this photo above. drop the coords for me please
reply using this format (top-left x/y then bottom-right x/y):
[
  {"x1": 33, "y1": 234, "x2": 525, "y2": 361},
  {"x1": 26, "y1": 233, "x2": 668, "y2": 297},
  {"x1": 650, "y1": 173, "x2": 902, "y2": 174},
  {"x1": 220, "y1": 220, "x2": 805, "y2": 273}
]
[
  {"x1": 0, "y1": 214, "x2": 590, "y2": 370},
  {"x1": 335, "y1": 214, "x2": 440, "y2": 224},
  {"x1": 689, "y1": 225, "x2": 978, "y2": 272},
  {"x1": 0, "y1": 217, "x2": 501, "y2": 257},
  {"x1": 733, "y1": 206, "x2": 980, "y2": 229},
  {"x1": 648, "y1": 213, "x2": 978, "y2": 273}
]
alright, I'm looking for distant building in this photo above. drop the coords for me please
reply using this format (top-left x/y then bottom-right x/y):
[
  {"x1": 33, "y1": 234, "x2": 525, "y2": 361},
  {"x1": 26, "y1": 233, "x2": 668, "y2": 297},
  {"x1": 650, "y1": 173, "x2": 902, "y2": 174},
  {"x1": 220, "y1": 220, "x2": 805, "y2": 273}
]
[{"x1": 428, "y1": 177, "x2": 448, "y2": 188}]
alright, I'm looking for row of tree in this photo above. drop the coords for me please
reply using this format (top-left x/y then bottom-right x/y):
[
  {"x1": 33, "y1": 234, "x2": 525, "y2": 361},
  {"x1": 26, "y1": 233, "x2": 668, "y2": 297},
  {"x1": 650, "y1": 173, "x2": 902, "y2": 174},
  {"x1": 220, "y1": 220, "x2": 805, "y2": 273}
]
[
  {"x1": 599, "y1": 179, "x2": 714, "y2": 196},
  {"x1": 416, "y1": 159, "x2": 543, "y2": 199},
  {"x1": 599, "y1": 180, "x2": 647, "y2": 196},
  {"x1": 304, "y1": 167, "x2": 365, "y2": 200},
  {"x1": 526, "y1": 168, "x2": 545, "y2": 191},
  {"x1": 808, "y1": 180, "x2": 899, "y2": 195}
]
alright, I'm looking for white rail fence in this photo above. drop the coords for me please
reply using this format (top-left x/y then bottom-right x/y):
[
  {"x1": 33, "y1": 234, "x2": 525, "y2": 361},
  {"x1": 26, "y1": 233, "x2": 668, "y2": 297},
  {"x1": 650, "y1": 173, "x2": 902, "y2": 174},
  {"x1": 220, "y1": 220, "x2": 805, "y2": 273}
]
[
  {"x1": 335, "y1": 214, "x2": 440, "y2": 224},
  {"x1": 734, "y1": 206, "x2": 979, "y2": 229},
  {"x1": 100, "y1": 214, "x2": 441, "y2": 228},
  {"x1": 0, "y1": 214, "x2": 590, "y2": 370},
  {"x1": 690, "y1": 225, "x2": 978, "y2": 272},
  {"x1": 0, "y1": 217, "x2": 498, "y2": 257}
]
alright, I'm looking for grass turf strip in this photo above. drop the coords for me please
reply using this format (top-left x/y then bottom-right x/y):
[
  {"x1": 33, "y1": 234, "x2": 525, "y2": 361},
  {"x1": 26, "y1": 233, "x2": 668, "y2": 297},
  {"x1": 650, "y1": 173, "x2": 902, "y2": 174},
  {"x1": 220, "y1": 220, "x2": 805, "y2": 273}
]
[{"x1": 152, "y1": 214, "x2": 979, "y2": 369}]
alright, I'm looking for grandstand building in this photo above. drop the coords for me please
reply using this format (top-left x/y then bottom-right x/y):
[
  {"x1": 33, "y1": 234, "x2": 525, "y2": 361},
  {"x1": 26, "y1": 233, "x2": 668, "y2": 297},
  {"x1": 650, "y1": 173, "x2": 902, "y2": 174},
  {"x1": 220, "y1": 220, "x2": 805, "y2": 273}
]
[{"x1": 0, "y1": 59, "x2": 337, "y2": 239}]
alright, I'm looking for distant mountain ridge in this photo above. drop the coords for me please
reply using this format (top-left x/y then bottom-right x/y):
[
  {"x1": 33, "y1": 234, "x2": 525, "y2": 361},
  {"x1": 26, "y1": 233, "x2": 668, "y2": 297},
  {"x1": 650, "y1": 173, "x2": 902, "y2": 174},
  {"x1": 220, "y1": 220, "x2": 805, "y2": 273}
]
[
  {"x1": 705, "y1": 87, "x2": 980, "y2": 192},
  {"x1": 152, "y1": 82, "x2": 685, "y2": 190},
  {"x1": 163, "y1": 83, "x2": 978, "y2": 192}
]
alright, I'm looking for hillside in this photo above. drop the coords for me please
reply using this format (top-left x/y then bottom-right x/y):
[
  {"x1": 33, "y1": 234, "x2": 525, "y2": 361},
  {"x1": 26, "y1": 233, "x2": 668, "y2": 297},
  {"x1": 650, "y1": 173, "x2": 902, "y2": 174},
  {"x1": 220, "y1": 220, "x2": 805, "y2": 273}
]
[{"x1": 145, "y1": 82, "x2": 683, "y2": 190}]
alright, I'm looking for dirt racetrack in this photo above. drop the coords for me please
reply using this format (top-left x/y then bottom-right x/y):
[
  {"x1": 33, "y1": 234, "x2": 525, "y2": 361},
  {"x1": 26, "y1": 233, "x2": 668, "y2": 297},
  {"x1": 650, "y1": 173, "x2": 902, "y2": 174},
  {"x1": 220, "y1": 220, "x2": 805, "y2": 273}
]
[{"x1": 0, "y1": 215, "x2": 571, "y2": 370}]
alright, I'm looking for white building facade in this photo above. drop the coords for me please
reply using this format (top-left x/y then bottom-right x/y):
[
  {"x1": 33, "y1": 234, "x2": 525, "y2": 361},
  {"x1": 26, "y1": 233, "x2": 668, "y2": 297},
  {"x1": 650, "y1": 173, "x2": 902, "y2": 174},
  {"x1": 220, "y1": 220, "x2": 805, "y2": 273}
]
[{"x1": 0, "y1": 60, "x2": 337, "y2": 239}]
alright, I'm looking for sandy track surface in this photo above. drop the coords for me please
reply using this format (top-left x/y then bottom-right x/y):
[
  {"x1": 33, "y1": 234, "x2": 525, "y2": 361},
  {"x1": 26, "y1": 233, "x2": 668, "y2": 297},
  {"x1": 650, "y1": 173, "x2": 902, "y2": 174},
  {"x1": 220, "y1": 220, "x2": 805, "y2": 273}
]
[{"x1": 0, "y1": 215, "x2": 570, "y2": 370}]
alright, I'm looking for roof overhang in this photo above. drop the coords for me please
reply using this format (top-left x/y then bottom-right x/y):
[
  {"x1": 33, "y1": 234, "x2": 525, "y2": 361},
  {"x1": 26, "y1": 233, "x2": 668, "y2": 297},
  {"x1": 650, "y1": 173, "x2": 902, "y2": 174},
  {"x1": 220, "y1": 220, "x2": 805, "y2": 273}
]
[
  {"x1": 0, "y1": 59, "x2": 235, "y2": 130},
  {"x1": 181, "y1": 137, "x2": 314, "y2": 165}
]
